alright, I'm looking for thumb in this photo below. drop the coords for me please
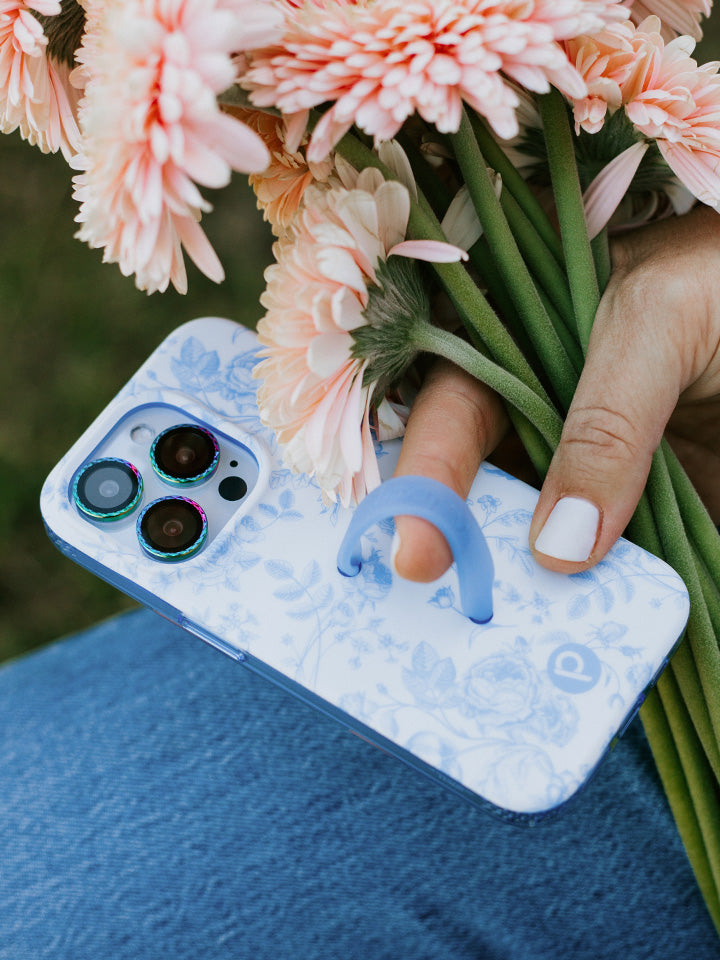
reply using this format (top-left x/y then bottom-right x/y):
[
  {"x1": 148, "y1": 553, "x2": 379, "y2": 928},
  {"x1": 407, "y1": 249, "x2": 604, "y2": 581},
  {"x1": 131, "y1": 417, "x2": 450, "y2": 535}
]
[{"x1": 529, "y1": 279, "x2": 684, "y2": 572}]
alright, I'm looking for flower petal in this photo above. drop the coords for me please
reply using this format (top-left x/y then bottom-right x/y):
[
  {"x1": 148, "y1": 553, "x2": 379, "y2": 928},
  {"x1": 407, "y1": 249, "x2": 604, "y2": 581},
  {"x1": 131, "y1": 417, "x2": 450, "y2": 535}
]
[
  {"x1": 375, "y1": 180, "x2": 411, "y2": 252},
  {"x1": 441, "y1": 185, "x2": 484, "y2": 251},
  {"x1": 283, "y1": 109, "x2": 309, "y2": 155},
  {"x1": 387, "y1": 239, "x2": 469, "y2": 262},
  {"x1": 583, "y1": 140, "x2": 650, "y2": 238},
  {"x1": 332, "y1": 286, "x2": 366, "y2": 331},
  {"x1": 375, "y1": 397, "x2": 407, "y2": 441},
  {"x1": 377, "y1": 139, "x2": 417, "y2": 199},
  {"x1": 316, "y1": 245, "x2": 368, "y2": 293},
  {"x1": 173, "y1": 215, "x2": 225, "y2": 283},
  {"x1": 306, "y1": 331, "x2": 353, "y2": 378},
  {"x1": 659, "y1": 140, "x2": 720, "y2": 207}
]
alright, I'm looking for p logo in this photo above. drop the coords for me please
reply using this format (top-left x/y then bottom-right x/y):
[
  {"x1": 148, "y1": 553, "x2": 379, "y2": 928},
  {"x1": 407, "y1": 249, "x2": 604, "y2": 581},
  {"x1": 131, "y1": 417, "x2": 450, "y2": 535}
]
[{"x1": 548, "y1": 643, "x2": 601, "y2": 694}]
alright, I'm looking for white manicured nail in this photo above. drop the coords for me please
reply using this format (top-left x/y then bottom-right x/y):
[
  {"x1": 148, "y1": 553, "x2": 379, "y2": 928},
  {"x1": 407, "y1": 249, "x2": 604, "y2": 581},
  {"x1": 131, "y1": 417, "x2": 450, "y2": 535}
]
[
  {"x1": 390, "y1": 531, "x2": 402, "y2": 575},
  {"x1": 534, "y1": 497, "x2": 600, "y2": 563}
]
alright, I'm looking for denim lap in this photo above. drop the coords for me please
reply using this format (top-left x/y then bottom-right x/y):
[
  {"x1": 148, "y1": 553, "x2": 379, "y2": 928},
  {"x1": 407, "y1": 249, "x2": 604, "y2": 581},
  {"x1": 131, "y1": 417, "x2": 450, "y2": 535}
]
[{"x1": 0, "y1": 608, "x2": 715, "y2": 960}]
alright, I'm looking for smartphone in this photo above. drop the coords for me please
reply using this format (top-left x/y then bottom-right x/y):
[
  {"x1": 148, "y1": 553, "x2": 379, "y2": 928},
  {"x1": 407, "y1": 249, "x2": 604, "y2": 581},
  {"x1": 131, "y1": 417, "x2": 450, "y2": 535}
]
[{"x1": 41, "y1": 316, "x2": 690, "y2": 823}]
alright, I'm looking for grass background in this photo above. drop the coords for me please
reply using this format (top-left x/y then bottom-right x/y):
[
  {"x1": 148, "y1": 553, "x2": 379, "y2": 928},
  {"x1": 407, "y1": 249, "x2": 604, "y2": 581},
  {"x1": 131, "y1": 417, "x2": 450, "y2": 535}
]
[
  {"x1": 1, "y1": 23, "x2": 718, "y2": 663},
  {"x1": 0, "y1": 138, "x2": 273, "y2": 662}
]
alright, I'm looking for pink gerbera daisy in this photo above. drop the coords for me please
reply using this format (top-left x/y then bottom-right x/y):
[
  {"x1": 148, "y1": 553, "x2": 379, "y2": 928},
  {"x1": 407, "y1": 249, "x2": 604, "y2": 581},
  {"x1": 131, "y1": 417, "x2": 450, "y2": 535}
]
[
  {"x1": 73, "y1": 0, "x2": 282, "y2": 295},
  {"x1": 565, "y1": 19, "x2": 641, "y2": 133},
  {"x1": 245, "y1": 0, "x2": 627, "y2": 163},
  {"x1": 568, "y1": 16, "x2": 720, "y2": 208},
  {"x1": 0, "y1": 0, "x2": 81, "y2": 158},
  {"x1": 624, "y1": 0, "x2": 712, "y2": 40},
  {"x1": 254, "y1": 169, "x2": 466, "y2": 505}
]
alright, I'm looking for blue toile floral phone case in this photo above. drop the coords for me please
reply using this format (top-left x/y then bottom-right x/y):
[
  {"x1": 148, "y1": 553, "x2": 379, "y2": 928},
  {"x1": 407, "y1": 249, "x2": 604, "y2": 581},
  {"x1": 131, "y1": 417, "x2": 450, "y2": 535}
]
[{"x1": 41, "y1": 316, "x2": 690, "y2": 823}]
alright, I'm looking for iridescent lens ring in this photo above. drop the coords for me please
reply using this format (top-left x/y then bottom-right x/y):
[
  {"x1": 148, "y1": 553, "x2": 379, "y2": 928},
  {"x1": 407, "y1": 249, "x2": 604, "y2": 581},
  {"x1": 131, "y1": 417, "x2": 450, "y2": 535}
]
[
  {"x1": 136, "y1": 496, "x2": 208, "y2": 562},
  {"x1": 150, "y1": 424, "x2": 220, "y2": 486},
  {"x1": 73, "y1": 458, "x2": 143, "y2": 522}
]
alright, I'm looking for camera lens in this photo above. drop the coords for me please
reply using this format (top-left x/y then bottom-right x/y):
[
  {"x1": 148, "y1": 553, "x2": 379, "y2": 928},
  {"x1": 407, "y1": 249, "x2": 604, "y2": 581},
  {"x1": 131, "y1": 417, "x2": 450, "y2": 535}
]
[
  {"x1": 73, "y1": 458, "x2": 143, "y2": 521},
  {"x1": 150, "y1": 424, "x2": 219, "y2": 485},
  {"x1": 218, "y1": 476, "x2": 248, "y2": 501},
  {"x1": 137, "y1": 497, "x2": 207, "y2": 561}
]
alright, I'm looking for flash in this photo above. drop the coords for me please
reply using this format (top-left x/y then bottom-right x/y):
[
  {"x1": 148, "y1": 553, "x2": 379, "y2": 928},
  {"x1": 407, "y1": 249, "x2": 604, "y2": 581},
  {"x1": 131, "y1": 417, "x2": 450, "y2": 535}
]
[{"x1": 130, "y1": 424, "x2": 154, "y2": 444}]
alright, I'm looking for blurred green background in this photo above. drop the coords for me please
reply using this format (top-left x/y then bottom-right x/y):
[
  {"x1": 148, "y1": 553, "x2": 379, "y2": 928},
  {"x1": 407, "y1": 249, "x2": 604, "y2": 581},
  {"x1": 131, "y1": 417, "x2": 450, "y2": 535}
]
[
  {"x1": 0, "y1": 136, "x2": 273, "y2": 662},
  {"x1": 1, "y1": 23, "x2": 719, "y2": 664}
]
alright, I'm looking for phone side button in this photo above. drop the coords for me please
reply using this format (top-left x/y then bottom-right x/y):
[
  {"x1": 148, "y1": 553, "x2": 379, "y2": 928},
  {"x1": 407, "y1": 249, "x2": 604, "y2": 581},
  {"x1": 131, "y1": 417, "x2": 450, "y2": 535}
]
[
  {"x1": 615, "y1": 692, "x2": 647, "y2": 744},
  {"x1": 179, "y1": 617, "x2": 247, "y2": 663}
]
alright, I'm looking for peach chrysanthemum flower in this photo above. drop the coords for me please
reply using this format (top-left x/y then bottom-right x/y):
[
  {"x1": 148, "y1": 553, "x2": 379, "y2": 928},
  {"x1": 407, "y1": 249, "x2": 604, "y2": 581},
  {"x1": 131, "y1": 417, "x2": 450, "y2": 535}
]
[
  {"x1": 73, "y1": 0, "x2": 282, "y2": 295},
  {"x1": 254, "y1": 169, "x2": 467, "y2": 506},
  {"x1": 225, "y1": 106, "x2": 334, "y2": 235},
  {"x1": 624, "y1": 22, "x2": 720, "y2": 206},
  {"x1": 245, "y1": 0, "x2": 627, "y2": 163},
  {"x1": 568, "y1": 16, "x2": 720, "y2": 207},
  {"x1": 0, "y1": 0, "x2": 81, "y2": 158},
  {"x1": 565, "y1": 20, "x2": 640, "y2": 133},
  {"x1": 624, "y1": 0, "x2": 712, "y2": 40}
]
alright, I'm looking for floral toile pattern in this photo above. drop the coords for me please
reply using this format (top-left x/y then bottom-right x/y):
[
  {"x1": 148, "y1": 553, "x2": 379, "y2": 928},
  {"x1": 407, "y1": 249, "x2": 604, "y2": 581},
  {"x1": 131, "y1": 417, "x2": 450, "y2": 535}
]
[{"x1": 41, "y1": 317, "x2": 690, "y2": 820}]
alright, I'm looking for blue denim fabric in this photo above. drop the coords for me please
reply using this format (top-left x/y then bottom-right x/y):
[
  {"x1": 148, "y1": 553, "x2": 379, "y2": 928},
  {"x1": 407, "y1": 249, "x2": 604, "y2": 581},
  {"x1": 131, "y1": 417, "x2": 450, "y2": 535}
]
[{"x1": 0, "y1": 608, "x2": 717, "y2": 960}]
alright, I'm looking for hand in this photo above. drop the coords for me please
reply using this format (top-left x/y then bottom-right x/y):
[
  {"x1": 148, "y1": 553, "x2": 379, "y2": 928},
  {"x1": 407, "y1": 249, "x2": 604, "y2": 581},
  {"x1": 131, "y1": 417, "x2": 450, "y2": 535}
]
[{"x1": 392, "y1": 204, "x2": 720, "y2": 580}]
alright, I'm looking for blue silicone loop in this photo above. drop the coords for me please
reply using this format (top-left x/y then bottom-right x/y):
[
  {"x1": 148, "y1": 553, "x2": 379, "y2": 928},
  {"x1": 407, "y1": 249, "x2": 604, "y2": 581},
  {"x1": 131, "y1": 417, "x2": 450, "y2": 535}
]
[{"x1": 337, "y1": 476, "x2": 494, "y2": 624}]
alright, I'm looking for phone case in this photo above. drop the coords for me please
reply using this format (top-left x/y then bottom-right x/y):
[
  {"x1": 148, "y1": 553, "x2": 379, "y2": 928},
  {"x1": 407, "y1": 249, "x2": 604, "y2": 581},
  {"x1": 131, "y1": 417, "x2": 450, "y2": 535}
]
[{"x1": 40, "y1": 316, "x2": 690, "y2": 823}]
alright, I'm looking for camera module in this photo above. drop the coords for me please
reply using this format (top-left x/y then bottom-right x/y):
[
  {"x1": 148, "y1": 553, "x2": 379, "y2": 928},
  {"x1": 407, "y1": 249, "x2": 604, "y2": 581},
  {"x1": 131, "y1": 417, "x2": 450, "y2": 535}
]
[
  {"x1": 150, "y1": 424, "x2": 219, "y2": 485},
  {"x1": 73, "y1": 458, "x2": 143, "y2": 521},
  {"x1": 137, "y1": 496, "x2": 207, "y2": 561}
]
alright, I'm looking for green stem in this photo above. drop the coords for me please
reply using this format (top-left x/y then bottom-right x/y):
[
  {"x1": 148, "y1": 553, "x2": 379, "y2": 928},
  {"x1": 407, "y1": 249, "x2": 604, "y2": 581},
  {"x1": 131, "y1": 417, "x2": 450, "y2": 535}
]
[
  {"x1": 421, "y1": 253, "x2": 552, "y2": 399},
  {"x1": 670, "y1": 645, "x2": 720, "y2": 782},
  {"x1": 504, "y1": 408, "x2": 553, "y2": 479},
  {"x1": 398, "y1": 124, "x2": 579, "y2": 375},
  {"x1": 539, "y1": 89, "x2": 600, "y2": 352},
  {"x1": 333, "y1": 128, "x2": 556, "y2": 410},
  {"x1": 684, "y1": 553, "x2": 720, "y2": 777},
  {"x1": 656, "y1": 667, "x2": 720, "y2": 915},
  {"x1": 394, "y1": 130, "x2": 579, "y2": 374},
  {"x1": 391, "y1": 131, "x2": 573, "y2": 379},
  {"x1": 629, "y1": 496, "x2": 720, "y2": 927},
  {"x1": 466, "y1": 110, "x2": 565, "y2": 266},
  {"x1": 468, "y1": 239, "x2": 543, "y2": 371},
  {"x1": 646, "y1": 447, "x2": 720, "y2": 751},
  {"x1": 695, "y1": 541, "x2": 720, "y2": 647},
  {"x1": 642, "y1": 684, "x2": 720, "y2": 935},
  {"x1": 665, "y1": 442, "x2": 720, "y2": 594},
  {"x1": 500, "y1": 188, "x2": 578, "y2": 341},
  {"x1": 536, "y1": 288, "x2": 583, "y2": 374},
  {"x1": 625, "y1": 491, "x2": 662, "y2": 553},
  {"x1": 659, "y1": 669, "x2": 720, "y2": 894},
  {"x1": 411, "y1": 323, "x2": 562, "y2": 450},
  {"x1": 449, "y1": 108, "x2": 577, "y2": 412},
  {"x1": 626, "y1": 485, "x2": 720, "y2": 780}
]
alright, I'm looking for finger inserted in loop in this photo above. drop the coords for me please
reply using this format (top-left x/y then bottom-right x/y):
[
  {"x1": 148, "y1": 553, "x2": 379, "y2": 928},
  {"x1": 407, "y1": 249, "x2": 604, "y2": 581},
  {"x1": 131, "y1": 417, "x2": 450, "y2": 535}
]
[{"x1": 336, "y1": 476, "x2": 494, "y2": 624}]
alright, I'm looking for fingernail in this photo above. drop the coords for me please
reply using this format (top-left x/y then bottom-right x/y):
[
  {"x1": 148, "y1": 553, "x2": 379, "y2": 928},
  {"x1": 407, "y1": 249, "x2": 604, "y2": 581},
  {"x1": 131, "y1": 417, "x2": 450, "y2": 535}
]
[
  {"x1": 534, "y1": 497, "x2": 600, "y2": 563},
  {"x1": 390, "y1": 530, "x2": 402, "y2": 575}
]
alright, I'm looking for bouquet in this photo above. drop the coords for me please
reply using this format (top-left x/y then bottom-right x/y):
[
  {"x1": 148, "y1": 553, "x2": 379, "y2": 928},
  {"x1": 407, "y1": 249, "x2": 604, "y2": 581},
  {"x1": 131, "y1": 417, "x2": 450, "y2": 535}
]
[{"x1": 6, "y1": 0, "x2": 720, "y2": 930}]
